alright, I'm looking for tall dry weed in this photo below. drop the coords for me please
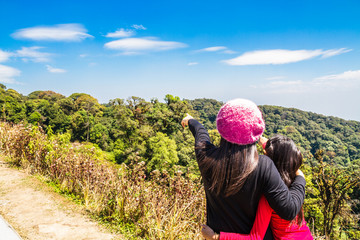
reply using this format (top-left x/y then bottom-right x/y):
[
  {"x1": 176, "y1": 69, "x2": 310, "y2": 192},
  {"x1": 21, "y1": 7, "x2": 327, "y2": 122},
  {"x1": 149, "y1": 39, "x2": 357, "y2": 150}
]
[{"x1": 0, "y1": 122, "x2": 206, "y2": 239}]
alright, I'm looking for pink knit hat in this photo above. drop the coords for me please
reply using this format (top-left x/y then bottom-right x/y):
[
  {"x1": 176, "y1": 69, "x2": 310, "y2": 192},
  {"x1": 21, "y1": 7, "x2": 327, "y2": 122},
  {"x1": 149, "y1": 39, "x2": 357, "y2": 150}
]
[{"x1": 216, "y1": 98, "x2": 265, "y2": 145}]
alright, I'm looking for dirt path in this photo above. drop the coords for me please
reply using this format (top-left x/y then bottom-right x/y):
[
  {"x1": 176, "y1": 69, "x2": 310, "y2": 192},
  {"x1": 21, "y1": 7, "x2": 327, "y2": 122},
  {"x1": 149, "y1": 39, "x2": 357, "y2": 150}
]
[{"x1": 0, "y1": 159, "x2": 122, "y2": 240}]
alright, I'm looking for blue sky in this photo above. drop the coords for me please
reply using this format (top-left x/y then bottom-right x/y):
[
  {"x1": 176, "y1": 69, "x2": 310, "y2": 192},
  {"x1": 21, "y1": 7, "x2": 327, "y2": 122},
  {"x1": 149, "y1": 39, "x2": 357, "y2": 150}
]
[{"x1": 1, "y1": 0, "x2": 360, "y2": 121}]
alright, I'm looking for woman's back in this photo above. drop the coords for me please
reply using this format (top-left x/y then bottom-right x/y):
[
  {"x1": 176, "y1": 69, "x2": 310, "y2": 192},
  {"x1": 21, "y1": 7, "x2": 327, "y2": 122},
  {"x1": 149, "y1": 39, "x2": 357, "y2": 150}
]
[
  {"x1": 189, "y1": 119, "x2": 306, "y2": 239},
  {"x1": 202, "y1": 154, "x2": 276, "y2": 234}
]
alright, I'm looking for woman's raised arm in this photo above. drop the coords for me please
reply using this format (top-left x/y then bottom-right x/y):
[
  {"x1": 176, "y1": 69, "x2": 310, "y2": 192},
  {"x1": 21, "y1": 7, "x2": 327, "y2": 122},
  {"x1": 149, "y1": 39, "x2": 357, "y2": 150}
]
[{"x1": 262, "y1": 158, "x2": 306, "y2": 220}]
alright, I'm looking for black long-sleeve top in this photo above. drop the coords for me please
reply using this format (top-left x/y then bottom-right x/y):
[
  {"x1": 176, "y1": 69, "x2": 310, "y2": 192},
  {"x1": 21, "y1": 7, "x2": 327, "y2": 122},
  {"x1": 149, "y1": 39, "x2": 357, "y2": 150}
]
[{"x1": 188, "y1": 119, "x2": 306, "y2": 240}]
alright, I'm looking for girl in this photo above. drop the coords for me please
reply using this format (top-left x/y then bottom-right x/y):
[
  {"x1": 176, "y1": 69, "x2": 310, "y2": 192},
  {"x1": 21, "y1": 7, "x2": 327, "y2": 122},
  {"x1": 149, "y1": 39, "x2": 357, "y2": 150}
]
[
  {"x1": 182, "y1": 99, "x2": 306, "y2": 240},
  {"x1": 201, "y1": 135, "x2": 313, "y2": 240}
]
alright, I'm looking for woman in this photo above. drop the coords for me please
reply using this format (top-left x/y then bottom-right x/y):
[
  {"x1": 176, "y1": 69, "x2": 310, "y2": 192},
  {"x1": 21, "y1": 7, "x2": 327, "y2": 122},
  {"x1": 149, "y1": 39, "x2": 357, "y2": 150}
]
[
  {"x1": 181, "y1": 99, "x2": 305, "y2": 239},
  {"x1": 201, "y1": 135, "x2": 313, "y2": 239}
]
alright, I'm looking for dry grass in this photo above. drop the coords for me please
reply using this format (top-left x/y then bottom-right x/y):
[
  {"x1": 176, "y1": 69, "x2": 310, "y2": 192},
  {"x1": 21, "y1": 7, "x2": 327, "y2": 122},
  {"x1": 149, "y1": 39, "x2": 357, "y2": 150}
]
[{"x1": 0, "y1": 122, "x2": 206, "y2": 239}]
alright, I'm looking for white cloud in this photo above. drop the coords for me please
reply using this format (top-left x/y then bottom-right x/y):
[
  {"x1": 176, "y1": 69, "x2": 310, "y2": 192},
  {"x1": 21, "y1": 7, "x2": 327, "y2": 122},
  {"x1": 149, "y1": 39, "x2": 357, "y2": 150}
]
[
  {"x1": 16, "y1": 46, "x2": 51, "y2": 62},
  {"x1": 12, "y1": 24, "x2": 93, "y2": 42},
  {"x1": 269, "y1": 80, "x2": 303, "y2": 87},
  {"x1": 106, "y1": 28, "x2": 135, "y2": 38},
  {"x1": 106, "y1": 24, "x2": 146, "y2": 38},
  {"x1": 197, "y1": 46, "x2": 236, "y2": 54},
  {"x1": 223, "y1": 50, "x2": 237, "y2": 54},
  {"x1": 104, "y1": 37, "x2": 187, "y2": 54},
  {"x1": 253, "y1": 70, "x2": 360, "y2": 94},
  {"x1": 223, "y1": 48, "x2": 351, "y2": 66},
  {"x1": 79, "y1": 54, "x2": 88, "y2": 58},
  {"x1": 46, "y1": 65, "x2": 66, "y2": 73},
  {"x1": 316, "y1": 70, "x2": 360, "y2": 81},
  {"x1": 0, "y1": 50, "x2": 12, "y2": 63},
  {"x1": 132, "y1": 24, "x2": 146, "y2": 30},
  {"x1": 188, "y1": 62, "x2": 198, "y2": 66},
  {"x1": 313, "y1": 70, "x2": 360, "y2": 88},
  {"x1": 0, "y1": 64, "x2": 21, "y2": 83},
  {"x1": 198, "y1": 46, "x2": 227, "y2": 52},
  {"x1": 321, "y1": 48, "x2": 352, "y2": 58}
]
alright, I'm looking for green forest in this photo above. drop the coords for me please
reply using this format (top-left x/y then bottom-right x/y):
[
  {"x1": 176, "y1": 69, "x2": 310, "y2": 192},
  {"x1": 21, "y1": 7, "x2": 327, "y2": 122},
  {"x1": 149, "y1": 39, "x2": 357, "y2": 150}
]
[{"x1": 0, "y1": 84, "x2": 359, "y2": 239}]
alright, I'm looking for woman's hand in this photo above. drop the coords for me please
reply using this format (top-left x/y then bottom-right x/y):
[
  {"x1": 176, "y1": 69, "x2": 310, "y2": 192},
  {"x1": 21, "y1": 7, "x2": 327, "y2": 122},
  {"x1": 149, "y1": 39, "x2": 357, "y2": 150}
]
[
  {"x1": 181, "y1": 113, "x2": 194, "y2": 128},
  {"x1": 259, "y1": 136, "x2": 268, "y2": 149},
  {"x1": 201, "y1": 225, "x2": 219, "y2": 240},
  {"x1": 296, "y1": 169, "x2": 305, "y2": 178}
]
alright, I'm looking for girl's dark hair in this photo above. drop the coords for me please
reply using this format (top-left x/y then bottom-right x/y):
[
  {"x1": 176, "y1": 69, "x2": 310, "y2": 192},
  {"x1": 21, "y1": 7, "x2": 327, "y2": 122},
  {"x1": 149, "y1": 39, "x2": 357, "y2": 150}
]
[
  {"x1": 265, "y1": 134, "x2": 304, "y2": 226},
  {"x1": 198, "y1": 137, "x2": 259, "y2": 197}
]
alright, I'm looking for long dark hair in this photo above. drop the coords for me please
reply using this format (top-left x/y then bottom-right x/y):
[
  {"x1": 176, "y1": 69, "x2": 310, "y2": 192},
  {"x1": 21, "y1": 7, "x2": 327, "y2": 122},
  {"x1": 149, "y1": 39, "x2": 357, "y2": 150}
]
[
  {"x1": 198, "y1": 137, "x2": 259, "y2": 197},
  {"x1": 265, "y1": 135, "x2": 304, "y2": 226}
]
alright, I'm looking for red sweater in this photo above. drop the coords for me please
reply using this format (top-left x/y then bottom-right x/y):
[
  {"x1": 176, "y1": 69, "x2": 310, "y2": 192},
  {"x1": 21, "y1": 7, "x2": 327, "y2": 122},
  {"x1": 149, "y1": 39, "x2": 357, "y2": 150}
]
[{"x1": 220, "y1": 196, "x2": 313, "y2": 240}]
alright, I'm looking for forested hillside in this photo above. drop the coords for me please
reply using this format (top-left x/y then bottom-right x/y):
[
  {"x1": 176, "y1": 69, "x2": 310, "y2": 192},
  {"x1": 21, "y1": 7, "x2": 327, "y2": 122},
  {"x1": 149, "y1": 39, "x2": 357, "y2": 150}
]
[
  {"x1": 2, "y1": 83, "x2": 359, "y2": 166},
  {"x1": 1, "y1": 84, "x2": 359, "y2": 239},
  {"x1": 187, "y1": 98, "x2": 360, "y2": 166}
]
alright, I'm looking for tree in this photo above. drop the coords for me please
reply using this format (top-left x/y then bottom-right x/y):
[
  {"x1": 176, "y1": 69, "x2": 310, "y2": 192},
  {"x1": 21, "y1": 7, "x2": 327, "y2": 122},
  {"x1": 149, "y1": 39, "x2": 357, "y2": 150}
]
[
  {"x1": 28, "y1": 90, "x2": 65, "y2": 102},
  {"x1": 145, "y1": 132, "x2": 179, "y2": 173},
  {"x1": 186, "y1": 98, "x2": 222, "y2": 129},
  {"x1": 3, "y1": 89, "x2": 26, "y2": 123},
  {"x1": 89, "y1": 123, "x2": 110, "y2": 149},
  {"x1": 28, "y1": 111, "x2": 42, "y2": 124},
  {"x1": 71, "y1": 93, "x2": 104, "y2": 141},
  {"x1": 309, "y1": 150, "x2": 360, "y2": 239}
]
